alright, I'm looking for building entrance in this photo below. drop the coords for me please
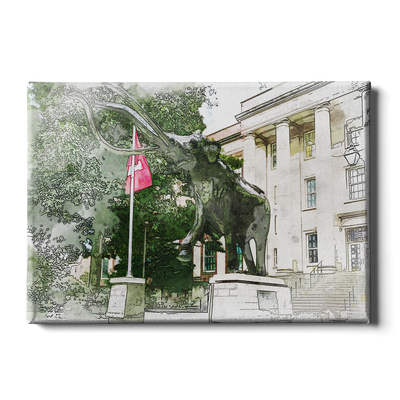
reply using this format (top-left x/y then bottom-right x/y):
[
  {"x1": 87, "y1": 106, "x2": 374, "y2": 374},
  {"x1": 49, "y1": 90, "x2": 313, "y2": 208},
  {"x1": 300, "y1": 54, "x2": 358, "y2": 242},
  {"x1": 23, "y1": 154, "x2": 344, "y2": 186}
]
[
  {"x1": 346, "y1": 226, "x2": 368, "y2": 272},
  {"x1": 348, "y1": 242, "x2": 369, "y2": 271}
]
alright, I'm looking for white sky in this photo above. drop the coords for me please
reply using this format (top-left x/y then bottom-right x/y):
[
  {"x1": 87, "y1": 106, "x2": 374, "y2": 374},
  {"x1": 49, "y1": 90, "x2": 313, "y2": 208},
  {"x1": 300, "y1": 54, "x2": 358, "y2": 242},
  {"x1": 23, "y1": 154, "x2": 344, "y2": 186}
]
[
  {"x1": 31, "y1": 82, "x2": 265, "y2": 136},
  {"x1": 26, "y1": 79, "x2": 288, "y2": 135},
  {"x1": 199, "y1": 82, "x2": 263, "y2": 135}
]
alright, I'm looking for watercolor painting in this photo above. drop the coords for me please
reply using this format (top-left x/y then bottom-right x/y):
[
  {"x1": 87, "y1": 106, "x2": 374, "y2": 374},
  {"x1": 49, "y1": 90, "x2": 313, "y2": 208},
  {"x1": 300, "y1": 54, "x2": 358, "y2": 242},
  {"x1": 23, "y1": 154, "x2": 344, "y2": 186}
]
[{"x1": 27, "y1": 81, "x2": 370, "y2": 323}]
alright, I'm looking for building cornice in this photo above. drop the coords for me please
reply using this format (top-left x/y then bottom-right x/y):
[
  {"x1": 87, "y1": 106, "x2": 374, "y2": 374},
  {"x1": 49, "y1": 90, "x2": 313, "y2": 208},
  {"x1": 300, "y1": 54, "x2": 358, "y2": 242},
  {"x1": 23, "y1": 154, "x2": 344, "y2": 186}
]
[
  {"x1": 205, "y1": 122, "x2": 240, "y2": 138},
  {"x1": 235, "y1": 81, "x2": 334, "y2": 122},
  {"x1": 358, "y1": 81, "x2": 371, "y2": 93},
  {"x1": 217, "y1": 131, "x2": 242, "y2": 145}
]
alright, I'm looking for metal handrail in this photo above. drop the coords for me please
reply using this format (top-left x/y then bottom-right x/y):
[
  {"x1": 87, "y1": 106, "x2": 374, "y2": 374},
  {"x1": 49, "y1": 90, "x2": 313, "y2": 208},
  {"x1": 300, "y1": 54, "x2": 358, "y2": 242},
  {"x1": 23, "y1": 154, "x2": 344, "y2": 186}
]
[
  {"x1": 310, "y1": 260, "x2": 324, "y2": 276},
  {"x1": 199, "y1": 292, "x2": 209, "y2": 313}
]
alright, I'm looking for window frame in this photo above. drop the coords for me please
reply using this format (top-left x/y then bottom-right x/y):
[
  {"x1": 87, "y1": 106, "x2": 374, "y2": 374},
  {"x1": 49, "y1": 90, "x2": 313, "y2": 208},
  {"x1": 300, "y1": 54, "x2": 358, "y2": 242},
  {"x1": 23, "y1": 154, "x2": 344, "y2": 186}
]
[
  {"x1": 271, "y1": 142, "x2": 277, "y2": 168},
  {"x1": 304, "y1": 130, "x2": 316, "y2": 159},
  {"x1": 101, "y1": 258, "x2": 109, "y2": 279},
  {"x1": 347, "y1": 166, "x2": 366, "y2": 201},
  {"x1": 305, "y1": 177, "x2": 317, "y2": 209},
  {"x1": 203, "y1": 242, "x2": 217, "y2": 272},
  {"x1": 236, "y1": 243, "x2": 243, "y2": 271},
  {"x1": 346, "y1": 127, "x2": 362, "y2": 147},
  {"x1": 307, "y1": 233, "x2": 318, "y2": 264}
]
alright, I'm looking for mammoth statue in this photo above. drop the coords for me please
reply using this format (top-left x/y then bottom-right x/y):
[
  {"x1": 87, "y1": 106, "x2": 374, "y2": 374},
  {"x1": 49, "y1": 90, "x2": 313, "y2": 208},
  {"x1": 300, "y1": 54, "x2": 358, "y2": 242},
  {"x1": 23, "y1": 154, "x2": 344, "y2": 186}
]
[
  {"x1": 176, "y1": 135, "x2": 270, "y2": 275},
  {"x1": 70, "y1": 83, "x2": 271, "y2": 276}
]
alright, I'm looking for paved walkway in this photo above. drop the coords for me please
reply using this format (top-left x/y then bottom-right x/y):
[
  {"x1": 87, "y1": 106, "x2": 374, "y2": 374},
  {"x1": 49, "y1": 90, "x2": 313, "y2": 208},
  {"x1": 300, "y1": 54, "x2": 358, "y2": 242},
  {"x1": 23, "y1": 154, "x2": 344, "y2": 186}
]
[{"x1": 145, "y1": 311, "x2": 209, "y2": 323}]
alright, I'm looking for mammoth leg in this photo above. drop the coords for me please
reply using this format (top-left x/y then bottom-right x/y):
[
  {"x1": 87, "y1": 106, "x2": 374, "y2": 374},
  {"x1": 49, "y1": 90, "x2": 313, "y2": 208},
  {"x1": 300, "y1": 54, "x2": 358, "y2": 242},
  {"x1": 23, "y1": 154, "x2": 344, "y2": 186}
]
[
  {"x1": 241, "y1": 237, "x2": 257, "y2": 275},
  {"x1": 225, "y1": 233, "x2": 239, "y2": 272},
  {"x1": 253, "y1": 205, "x2": 270, "y2": 276},
  {"x1": 255, "y1": 238, "x2": 267, "y2": 276},
  {"x1": 178, "y1": 192, "x2": 205, "y2": 262}
]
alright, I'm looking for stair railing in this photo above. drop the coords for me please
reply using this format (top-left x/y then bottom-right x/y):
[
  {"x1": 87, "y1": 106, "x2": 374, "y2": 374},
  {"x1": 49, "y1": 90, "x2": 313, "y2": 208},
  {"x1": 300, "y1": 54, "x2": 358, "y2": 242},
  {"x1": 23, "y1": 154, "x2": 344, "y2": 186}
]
[
  {"x1": 344, "y1": 285, "x2": 357, "y2": 312},
  {"x1": 201, "y1": 292, "x2": 209, "y2": 313},
  {"x1": 310, "y1": 260, "x2": 324, "y2": 277}
]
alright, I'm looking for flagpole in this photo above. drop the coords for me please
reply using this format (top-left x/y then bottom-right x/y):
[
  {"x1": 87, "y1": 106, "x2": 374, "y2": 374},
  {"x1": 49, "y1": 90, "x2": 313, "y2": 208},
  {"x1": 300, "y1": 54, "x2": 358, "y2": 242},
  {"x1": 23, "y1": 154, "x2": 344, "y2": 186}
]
[{"x1": 127, "y1": 126, "x2": 136, "y2": 278}]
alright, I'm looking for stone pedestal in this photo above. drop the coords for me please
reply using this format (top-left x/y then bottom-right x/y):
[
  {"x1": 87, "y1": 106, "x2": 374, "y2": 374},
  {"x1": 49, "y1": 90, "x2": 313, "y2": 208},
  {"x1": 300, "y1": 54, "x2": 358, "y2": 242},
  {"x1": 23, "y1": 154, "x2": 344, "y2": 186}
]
[
  {"x1": 208, "y1": 274, "x2": 292, "y2": 322},
  {"x1": 106, "y1": 277, "x2": 145, "y2": 323}
]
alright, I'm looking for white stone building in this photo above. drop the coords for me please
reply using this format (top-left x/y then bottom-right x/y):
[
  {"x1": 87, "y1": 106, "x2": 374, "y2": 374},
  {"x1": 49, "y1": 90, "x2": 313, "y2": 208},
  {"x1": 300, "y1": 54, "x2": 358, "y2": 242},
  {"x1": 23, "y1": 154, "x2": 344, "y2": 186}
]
[{"x1": 193, "y1": 81, "x2": 370, "y2": 280}]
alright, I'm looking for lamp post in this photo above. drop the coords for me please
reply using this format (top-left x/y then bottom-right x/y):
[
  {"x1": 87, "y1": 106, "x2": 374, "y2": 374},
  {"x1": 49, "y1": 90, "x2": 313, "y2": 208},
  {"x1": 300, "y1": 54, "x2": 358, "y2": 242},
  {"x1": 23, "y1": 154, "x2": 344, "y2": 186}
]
[
  {"x1": 343, "y1": 140, "x2": 361, "y2": 166},
  {"x1": 143, "y1": 221, "x2": 150, "y2": 279}
]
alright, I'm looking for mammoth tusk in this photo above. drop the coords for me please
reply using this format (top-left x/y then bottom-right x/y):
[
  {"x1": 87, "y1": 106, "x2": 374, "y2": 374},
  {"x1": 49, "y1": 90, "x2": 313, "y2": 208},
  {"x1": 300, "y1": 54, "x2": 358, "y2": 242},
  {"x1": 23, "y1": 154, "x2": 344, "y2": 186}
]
[{"x1": 69, "y1": 91, "x2": 160, "y2": 156}]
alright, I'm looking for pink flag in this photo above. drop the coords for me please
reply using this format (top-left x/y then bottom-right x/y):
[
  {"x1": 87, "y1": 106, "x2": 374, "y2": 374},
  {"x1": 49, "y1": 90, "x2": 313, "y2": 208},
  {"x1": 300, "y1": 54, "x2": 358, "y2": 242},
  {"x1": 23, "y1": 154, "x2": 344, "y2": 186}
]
[{"x1": 125, "y1": 129, "x2": 152, "y2": 194}]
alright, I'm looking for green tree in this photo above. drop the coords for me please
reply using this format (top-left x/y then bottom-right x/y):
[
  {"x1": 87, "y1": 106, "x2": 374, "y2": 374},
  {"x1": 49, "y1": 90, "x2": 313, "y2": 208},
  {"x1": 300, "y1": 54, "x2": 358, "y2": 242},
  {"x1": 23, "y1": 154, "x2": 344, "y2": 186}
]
[
  {"x1": 142, "y1": 86, "x2": 207, "y2": 135},
  {"x1": 27, "y1": 82, "x2": 214, "y2": 318},
  {"x1": 219, "y1": 154, "x2": 244, "y2": 171},
  {"x1": 105, "y1": 176, "x2": 197, "y2": 293},
  {"x1": 100, "y1": 86, "x2": 218, "y2": 292},
  {"x1": 28, "y1": 84, "x2": 124, "y2": 290}
]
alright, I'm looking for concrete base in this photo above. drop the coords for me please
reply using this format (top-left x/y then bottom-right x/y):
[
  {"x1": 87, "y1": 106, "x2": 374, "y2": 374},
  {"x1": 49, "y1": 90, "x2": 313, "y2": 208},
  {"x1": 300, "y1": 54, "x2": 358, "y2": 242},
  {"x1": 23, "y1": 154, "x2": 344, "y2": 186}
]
[
  {"x1": 209, "y1": 274, "x2": 293, "y2": 322},
  {"x1": 106, "y1": 277, "x2": 145, "y2": 323},
  {"x1": 144, "y1": 311, "x2": 209, "y2": 323},
  {"x1": 275, "y1": 269, "x2": 293, "y2": 277}
]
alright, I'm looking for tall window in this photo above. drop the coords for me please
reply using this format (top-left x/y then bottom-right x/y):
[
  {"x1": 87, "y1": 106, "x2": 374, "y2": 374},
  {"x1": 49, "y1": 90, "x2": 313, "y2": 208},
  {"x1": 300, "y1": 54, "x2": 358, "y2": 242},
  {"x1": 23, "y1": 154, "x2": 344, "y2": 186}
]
[
  {"x1": 236, "y1": 243, "x2": 243, "y2": 271},
  {"x1": 348, "y1": 167, "x2": 366, "y2": 200},
  {"x1": 101, "y1": 258, "x2": 109, "y2": 279},
  {"x1": 306, "y1": 178, "x2": 316, "y2": 208},
  {"x1": 347, "y1": 129, "x2": 361, "y2": 146},
  {"x1": 271, "y1": 143, "x2": 277, "y2": 168},
  {"x1": 307, "y1": 233, "x2": 318, "y2": 263},
  {"x1": 273, "y1": 248, "x2": 278, "y2": 268},
  {"x1": 204, "y1": 242, "x2": 216, "y2": 272},
  {"x1": 304, "y1": 130, "x2": 316, "y2": 158}
]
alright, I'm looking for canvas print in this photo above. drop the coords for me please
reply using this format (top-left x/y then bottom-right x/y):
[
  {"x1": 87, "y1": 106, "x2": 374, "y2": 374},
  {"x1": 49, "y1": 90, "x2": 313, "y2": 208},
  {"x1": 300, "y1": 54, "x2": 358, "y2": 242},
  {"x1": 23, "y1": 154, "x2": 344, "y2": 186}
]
[{"x1": 27, "y1": 81, "x2": 370, "y2": 323}]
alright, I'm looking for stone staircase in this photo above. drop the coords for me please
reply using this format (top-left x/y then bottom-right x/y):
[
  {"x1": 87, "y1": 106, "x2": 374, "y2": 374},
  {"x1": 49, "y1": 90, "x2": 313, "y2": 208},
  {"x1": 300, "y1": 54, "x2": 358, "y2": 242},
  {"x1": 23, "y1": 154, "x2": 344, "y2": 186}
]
[{"x1": 282, "y1": 271, "x2": 369, "y2": 321}]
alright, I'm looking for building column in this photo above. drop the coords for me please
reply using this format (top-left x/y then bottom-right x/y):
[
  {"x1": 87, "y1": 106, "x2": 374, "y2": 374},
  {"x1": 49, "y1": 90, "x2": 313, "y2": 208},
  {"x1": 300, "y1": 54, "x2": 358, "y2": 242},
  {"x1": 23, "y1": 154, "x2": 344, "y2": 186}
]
[
  {"x1": 290, "y1": 136, "x2": 303, "y2": 272},
  {"x1": 315, "y1": 103, "x2": 332, "y2": 159},
  {"x1": 314, "y1": 103, "x2": 335, "y2": 267},
  {"x1": 243, "y1": 132, "x2": 257, "y2": 185},
  {"x1": 275, "y1": 119, "x2": 291, "y2": 271},
  {"x1": 216, "y1": 236, "x2": 226, "y2": 275},
  {"x1": 193, "y1": 242, "x2": 202, "y2": 278},
  {"x1": 360, "y1": 82, "x2": 371, "y2": 130},
  {"x1": 243, "y1": 133, "x2": 267, "y2": 197},
  {"x1": 255, "y1": 144, "x2": 267, "y2": 194}
]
